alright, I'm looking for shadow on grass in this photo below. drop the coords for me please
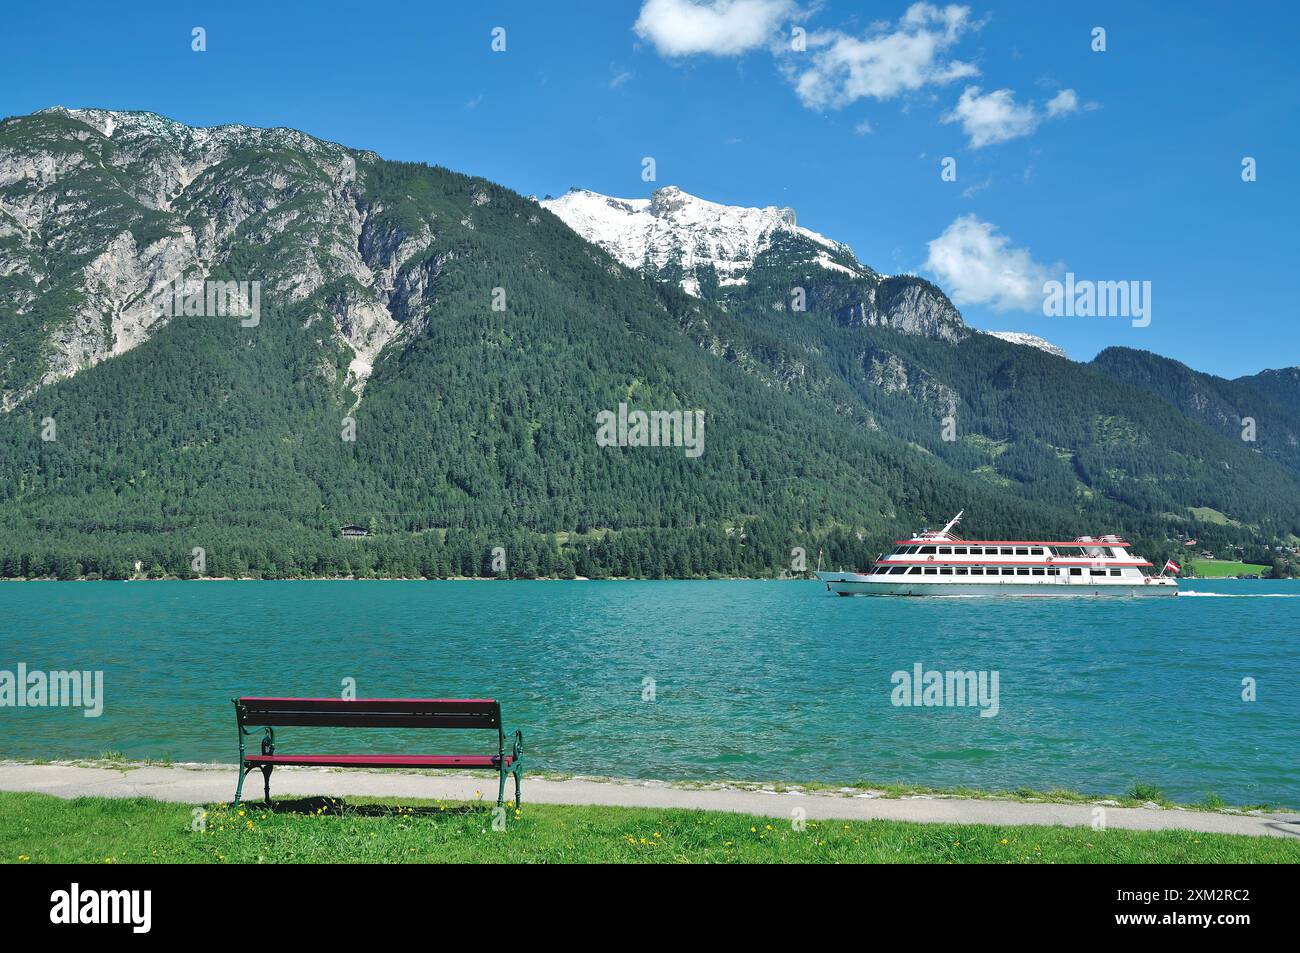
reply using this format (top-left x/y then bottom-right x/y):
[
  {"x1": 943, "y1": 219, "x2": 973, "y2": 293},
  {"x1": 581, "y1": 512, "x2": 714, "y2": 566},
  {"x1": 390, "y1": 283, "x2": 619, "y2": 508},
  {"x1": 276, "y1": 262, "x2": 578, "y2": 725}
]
[{"x1": 253, "y1": 796, "x2": 490, "y2": 819}]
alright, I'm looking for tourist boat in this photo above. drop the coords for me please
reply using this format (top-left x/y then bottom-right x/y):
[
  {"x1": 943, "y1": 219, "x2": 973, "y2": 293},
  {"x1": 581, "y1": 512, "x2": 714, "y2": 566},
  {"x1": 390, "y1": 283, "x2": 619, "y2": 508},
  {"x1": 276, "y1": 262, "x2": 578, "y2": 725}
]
[{"x1": 815, "y1": 512, "x2": 1179, "y2": 596}]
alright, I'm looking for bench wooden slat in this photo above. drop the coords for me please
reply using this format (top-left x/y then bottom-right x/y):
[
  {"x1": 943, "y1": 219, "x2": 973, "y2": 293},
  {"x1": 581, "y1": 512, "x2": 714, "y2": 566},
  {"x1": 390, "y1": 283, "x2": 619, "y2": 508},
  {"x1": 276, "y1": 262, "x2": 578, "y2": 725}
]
[
  {"x1": 237, "y1": 697, "x2": 501, "y2": 730},
  {"x1": 240, "y1": 712, "x2": 496, "y2": 729},
  {"x1": 242, "y1": 753, "x2": 514, "y2": 769}
]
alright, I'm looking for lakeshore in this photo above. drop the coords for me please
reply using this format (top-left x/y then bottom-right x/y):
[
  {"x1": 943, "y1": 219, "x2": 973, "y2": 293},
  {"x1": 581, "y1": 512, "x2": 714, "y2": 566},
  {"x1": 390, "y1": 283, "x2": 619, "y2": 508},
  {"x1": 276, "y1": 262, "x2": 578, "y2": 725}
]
[
  {"x1": 3, "y1": 579, "x2": 1297, "y2": 806},
  {"x1": 2, "y1": 760, "x2": 1297, "y2": 837},
  {"x1": 2, "y1": 761, "x2": 1298, "y2": 864}
]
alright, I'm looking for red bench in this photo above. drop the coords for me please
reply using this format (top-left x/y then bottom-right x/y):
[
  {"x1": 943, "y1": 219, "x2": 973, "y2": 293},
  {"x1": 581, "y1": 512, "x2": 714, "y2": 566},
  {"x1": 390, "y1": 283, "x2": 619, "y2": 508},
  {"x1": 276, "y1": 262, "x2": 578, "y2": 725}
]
[{"x1": 232, "y1": 697, "x2": 523, "y2": 807}]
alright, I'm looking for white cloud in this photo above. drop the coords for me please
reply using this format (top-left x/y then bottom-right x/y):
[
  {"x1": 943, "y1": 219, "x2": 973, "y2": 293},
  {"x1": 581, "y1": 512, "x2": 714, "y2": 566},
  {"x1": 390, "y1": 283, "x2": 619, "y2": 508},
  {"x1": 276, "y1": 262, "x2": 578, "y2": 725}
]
[
  {"x1": 1045, "y1": 88, "x2": 1078, "y2": 117},
  {"x1": 924, "y1": 214, "x2": 1059, "y2": 311},
  {"x1": 942, "y1": 86, "x2": 1037, "y2": 147},
  {"x1": 610, "y1": 69, "x2": 634, "y2": 89},
  {"x1": 789, "y1": 3, "x2": 980, "y2": 110},
  {"x1": 634, "y1": 0, "x2": 794, "y2": 57},
  {"x1": 943, "y1": 85, "x2": 1083, "y2": 148},
  {"x1": 854, "y1": 119, "x2": 874, "y2": 135}
]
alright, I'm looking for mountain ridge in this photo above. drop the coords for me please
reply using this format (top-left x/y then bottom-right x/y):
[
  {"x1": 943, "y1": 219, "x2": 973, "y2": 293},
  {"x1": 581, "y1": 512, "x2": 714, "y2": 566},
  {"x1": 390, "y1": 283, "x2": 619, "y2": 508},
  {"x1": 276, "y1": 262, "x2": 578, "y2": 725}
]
[{"x1": 1, "y1": 107, "x2": 1297, "y2": 580}]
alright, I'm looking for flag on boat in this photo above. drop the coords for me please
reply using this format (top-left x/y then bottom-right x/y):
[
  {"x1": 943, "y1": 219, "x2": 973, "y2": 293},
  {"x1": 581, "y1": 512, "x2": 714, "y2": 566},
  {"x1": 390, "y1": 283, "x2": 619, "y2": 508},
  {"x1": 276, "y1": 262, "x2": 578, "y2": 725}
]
[{"x1": 1163, "y1": 559, "x2": 1181, "y2": 575}]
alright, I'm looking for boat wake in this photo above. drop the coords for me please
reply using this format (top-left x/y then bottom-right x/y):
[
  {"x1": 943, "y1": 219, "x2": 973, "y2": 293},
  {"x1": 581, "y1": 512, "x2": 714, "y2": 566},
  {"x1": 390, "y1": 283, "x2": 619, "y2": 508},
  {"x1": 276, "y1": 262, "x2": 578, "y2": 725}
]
[{"x1": 1177, "y1": 591, "x2": 1300, "y2": 598}]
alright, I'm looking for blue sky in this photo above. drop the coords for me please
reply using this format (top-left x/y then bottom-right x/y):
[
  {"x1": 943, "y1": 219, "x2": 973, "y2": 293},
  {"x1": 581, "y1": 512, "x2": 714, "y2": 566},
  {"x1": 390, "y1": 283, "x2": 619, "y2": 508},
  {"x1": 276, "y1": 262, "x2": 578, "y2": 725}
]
[{"x1": 2, "y1": 1, "x2": 1296, "y2": 376}]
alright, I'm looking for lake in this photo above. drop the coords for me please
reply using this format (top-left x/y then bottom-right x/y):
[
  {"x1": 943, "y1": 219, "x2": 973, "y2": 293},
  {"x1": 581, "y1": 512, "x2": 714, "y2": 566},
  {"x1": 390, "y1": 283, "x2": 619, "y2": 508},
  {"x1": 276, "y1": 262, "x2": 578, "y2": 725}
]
[{"x1": 2, "y1": 579, "x2": 1297, "y2": 806}]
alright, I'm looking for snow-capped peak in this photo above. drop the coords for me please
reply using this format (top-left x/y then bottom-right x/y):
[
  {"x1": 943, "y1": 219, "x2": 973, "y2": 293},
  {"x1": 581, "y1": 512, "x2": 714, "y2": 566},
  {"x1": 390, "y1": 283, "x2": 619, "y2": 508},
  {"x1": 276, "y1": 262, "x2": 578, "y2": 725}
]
[
  {"x1": 540, "y1": 185, "x2": 868, "y2": 295},
  {"x1": 39, "y1": 107, "x2": 233, "y2": 143},
  {"x1": 984, "y1": 331, "x2": 1069, "y2": 359}
]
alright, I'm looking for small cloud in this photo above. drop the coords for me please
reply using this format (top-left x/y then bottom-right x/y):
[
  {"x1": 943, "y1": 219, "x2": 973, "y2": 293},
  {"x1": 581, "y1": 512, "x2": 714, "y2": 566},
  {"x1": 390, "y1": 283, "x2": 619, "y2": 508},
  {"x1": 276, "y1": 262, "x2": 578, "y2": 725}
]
[
  {"x1": 634, "y1": 0, "x2": 795, "y2": 57},
  {"x1": 723, "y1": 136, "x2": 745, "y2": 144},
  {"x1": 854, "y1": 119, "x2": 874, "y2": 135},
  {"x1": 609, "y1": 68, "x2": 634, "y2": 89},
  {"x1": 1044, "y1": 88, "x2": 1078, "y2": 118},
  {"x1": 924, "y1": 214, "x2": 1061, "y2": 312},
  {"x1": 961, "y1": 175, "x2": 991, "y2": 199},
  {"x1": 787, "y1": 4, "x2": 981, "y2": 110},
  {"x1": 464, "y1": 95, "x2": 484, "y2": 110},
  {"x1": 943, "y1": 85, "x2": 1084, "y2": 148},
  {"x1": 943, "y1": 86, "x2": 1038, "y2": 147}
]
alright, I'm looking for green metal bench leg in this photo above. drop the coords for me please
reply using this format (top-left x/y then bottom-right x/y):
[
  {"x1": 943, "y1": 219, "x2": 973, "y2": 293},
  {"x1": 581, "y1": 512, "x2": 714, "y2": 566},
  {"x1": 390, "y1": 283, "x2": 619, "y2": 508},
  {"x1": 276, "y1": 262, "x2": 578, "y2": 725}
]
[
  {"x1": 496, "y1": 766, "x2": 506, "y2": 808},
  {"x1": 510, "y1": 729, "x2": 523, "y2": 809},
  {"x1": 233, "y1": 763, "x2": 248, "y2": 807}
]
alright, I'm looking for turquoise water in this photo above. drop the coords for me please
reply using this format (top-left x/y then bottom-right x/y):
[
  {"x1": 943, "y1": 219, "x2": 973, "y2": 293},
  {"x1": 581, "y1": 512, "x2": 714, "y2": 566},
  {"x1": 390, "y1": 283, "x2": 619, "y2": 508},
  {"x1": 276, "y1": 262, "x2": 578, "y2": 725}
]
[{"x1": 2, "y1": 580, "x2": 1297, "y2": 805}]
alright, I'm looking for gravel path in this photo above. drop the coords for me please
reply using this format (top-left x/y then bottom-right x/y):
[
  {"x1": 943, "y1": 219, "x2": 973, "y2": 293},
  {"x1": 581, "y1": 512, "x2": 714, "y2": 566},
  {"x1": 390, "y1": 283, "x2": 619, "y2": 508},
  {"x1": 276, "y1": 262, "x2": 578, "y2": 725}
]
[{"x1": 3, "y1": 761, "x2": 1297, "y2": 839}]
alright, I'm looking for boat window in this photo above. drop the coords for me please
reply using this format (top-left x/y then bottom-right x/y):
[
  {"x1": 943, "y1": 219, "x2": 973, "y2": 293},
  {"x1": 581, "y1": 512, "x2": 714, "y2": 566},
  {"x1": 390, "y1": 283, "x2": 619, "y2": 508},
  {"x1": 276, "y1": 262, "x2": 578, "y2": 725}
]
[
  {"x1": 919, "y1": 546, "x2": 936, "y2": 555},
  {"x1": 1109, "y1": 568, "x2": 1121, "y2": 577},
  {"x1": 938, "y1": 547, "x2": 952, "y2": 555},
  {"x1": 1001, "y1": 568, "x2": 1015, "y2": 576},
  {"x1": 1031, "y1": 568, "x2": 1045, "y2": 576},
  {"x1": 955, "y1": 567, "x2": 968, "y2": 575},
  {"x1": 1016, "y1": 568, "x2": 1030, "y2": 575},
  {"x1": 1000, "y1": 547, "x2": 1014, "y2": 555},
  {"x1": 890, "y1": 567, "x2": 907, "y2": 575},
  {"x1": 1090, "y1": 569, "x2": 1107, "y2": 577},
  {"x1": 1047, "y1": 568, "x2": 1059, "y2": 575},
  {"x1": 1070, "y1": 568, "x2": 1082, "y2": 576},
  {"x1": 967, "y1": 546, "x2": 982, "y2": 556},
  {"x1": 939, "y1": 567, "x2": 953, "y2": 575},
  {"x1": 1015, "y1": 547, "x2": 1029, "y2": 556},
  {"x1": 924, "y1": 567, "x2": 937, "y2": 575},
  {"x1": 953, "y1": 547, "x2": 967, "y2": 555},
  {"x1": 907, "y1": 567, "x2": 920, "y2": 575},
  {"x1": 970, "y1": 567, "x2": 983, "y2": 575}
]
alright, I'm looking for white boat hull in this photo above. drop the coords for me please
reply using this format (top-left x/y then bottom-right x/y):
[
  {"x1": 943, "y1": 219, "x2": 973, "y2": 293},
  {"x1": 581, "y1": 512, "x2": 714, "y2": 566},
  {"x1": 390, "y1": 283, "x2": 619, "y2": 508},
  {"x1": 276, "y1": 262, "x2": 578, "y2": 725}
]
[{"x1": 815, "y1": 572, "x2": 1178, "y2": 597}]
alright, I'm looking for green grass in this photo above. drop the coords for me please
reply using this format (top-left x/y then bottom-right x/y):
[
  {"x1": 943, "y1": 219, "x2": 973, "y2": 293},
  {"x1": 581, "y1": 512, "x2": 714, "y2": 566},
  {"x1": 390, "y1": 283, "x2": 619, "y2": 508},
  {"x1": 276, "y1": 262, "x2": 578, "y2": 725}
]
[
  {"x1": 2, "y1": 792, "x2": 1296, "y2": 864},
  {"x1": 1188, "y1": 559, "x2": 1269, "y2": 578},
  {"x1": 1187, "y1": 506, "x2": 1242, "y2": 527}
]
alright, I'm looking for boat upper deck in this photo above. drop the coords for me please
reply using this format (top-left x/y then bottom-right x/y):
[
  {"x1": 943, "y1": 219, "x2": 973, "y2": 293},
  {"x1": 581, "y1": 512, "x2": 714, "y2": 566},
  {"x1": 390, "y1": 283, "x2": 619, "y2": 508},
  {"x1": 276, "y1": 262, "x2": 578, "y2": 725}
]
[{"x1": 892, "y1": 539, "x2": 1131, "y2": 547}]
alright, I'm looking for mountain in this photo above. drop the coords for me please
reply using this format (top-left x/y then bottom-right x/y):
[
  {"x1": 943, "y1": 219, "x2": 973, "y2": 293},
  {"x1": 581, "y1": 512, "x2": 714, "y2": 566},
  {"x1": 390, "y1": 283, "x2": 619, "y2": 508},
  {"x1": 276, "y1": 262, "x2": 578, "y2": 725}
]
[
  {"x1": 542, "y1": 185, "x2": 968, "y2": 342},
  {"x1": 1, "y1": 108, "x2": 1297, "y2": 580},
  {"x1": 0, "y1": 106, "x2": 419, "y2": 409},
  {"x1": 540, "y1": 185, "x2": 869, "y2": 295},
  {"x1": 1090, "y1": 348, "x2": 1300, "y2": 480}
]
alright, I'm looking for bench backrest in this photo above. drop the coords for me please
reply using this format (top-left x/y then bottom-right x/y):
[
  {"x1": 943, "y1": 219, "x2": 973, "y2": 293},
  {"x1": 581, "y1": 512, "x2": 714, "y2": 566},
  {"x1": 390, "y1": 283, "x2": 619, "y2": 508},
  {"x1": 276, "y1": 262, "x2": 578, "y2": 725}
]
[{"x1": 235, "y1": 697, "x2": 501, "y2": 730}]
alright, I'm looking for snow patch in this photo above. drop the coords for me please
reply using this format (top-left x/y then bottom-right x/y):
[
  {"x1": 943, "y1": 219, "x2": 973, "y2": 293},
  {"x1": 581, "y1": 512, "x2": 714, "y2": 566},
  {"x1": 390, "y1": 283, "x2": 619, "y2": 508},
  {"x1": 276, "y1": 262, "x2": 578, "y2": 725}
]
[
  {"x1": 541, "y1": 185, "x2": 865, "y2": 296},
  {"x1": 984, "y1": 331, "x2": 1069, "y2": 359}
]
